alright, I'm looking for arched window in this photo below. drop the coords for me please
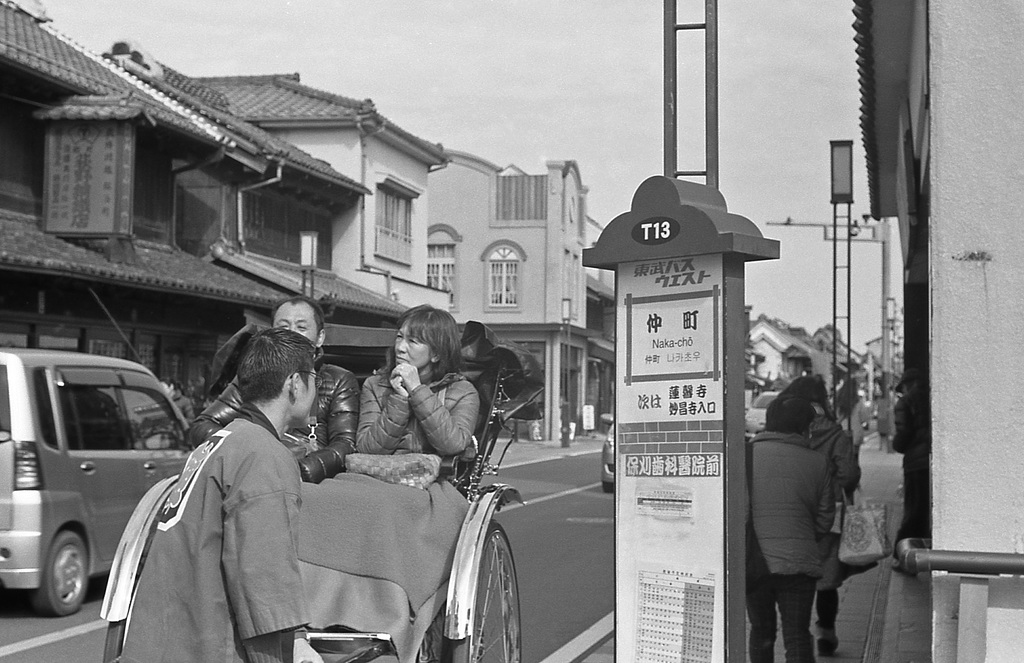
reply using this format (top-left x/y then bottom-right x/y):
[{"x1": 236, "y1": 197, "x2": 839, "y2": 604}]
[
  {"x1": 487, "y1": 245, "x2": 521, "y2": 307},
  {"x1": 428, "y1": 225, "x2": 462, "y2": 309}
]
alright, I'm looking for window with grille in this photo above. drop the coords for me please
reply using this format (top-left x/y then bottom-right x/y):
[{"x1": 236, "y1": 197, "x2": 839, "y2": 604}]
[
  {"x1": 242, "y1": 190, "x2": 332, "y2": 268},
  {"x1": 488, "y1": 246, "x2": 520, "y2": 307},
  {"x1": 427, "y1": 243, "x2": 456, "y2": 306},
  {"x1": 375, "y1": 187, "x2": 413, "y2": 264}
]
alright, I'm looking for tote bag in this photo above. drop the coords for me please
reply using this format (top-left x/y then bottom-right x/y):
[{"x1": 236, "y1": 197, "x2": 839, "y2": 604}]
[{"x1": 838, "y1": 501, "x2": 887, "y2": 566}]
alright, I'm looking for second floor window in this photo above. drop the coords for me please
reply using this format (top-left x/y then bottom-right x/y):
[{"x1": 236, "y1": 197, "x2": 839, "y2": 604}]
[
  {"x1": 375, "y1": 186, "x2": 413, "y2": 264},
  {"x1": 488, "y1": 246, "x2": 520, "y2": 307},
  {"x1": 427, "y1": 243, "x2": 456, "y2": 306}
]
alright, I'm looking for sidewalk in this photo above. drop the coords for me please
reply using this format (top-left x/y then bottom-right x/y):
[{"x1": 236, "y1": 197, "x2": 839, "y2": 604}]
[
  {"x1": 497, "y1": 431, "x2": 606, "y2": 469},
  {"x1": 575, "y1": 437, "x2": 933, "y2": 662}
]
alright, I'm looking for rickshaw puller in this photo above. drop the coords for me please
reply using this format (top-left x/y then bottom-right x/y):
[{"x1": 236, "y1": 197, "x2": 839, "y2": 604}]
[{"x1": 121, "y1": 328, "x2": 324, "y2": 663}]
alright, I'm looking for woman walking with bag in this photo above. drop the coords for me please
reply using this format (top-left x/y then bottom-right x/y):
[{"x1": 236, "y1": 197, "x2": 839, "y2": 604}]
[{"x1": 778, "y1": 375, "x2": 861, "y2": 657}]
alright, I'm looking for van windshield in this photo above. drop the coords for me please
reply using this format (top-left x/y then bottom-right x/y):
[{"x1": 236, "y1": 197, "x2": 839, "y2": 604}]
[{"x1": 0, "y1": 366, "x2": 10, "y2": 433}]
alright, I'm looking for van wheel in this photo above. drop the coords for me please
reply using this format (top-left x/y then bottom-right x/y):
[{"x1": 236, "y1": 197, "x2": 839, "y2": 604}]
[{"x1": 31, "y1": 531, "x2": 89, "y2": 616}]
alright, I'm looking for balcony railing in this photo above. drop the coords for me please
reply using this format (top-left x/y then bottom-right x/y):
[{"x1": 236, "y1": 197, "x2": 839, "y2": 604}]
[{"x1": 375, "y1": 226, "x2": 412, "y2": 264}]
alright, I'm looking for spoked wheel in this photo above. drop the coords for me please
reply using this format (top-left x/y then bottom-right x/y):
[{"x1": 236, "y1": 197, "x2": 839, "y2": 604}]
[{"x1": 449, "y1": 521, "x2": 521, "y2": 663}]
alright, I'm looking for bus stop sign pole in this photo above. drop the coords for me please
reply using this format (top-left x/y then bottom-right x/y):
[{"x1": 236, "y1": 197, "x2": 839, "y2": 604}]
[{"x1": 584, "y1": 176, "x2": 778, "y2": 662}]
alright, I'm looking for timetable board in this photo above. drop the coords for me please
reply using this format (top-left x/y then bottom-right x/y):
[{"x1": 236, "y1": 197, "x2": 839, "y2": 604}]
[{"x1": 615, "y1": 254, "x2": 725, "y2": 663}]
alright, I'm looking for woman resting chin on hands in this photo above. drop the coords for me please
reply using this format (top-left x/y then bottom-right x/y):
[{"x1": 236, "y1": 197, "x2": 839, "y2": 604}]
[{"x1": 358, "y1": 305, "x2": 479, "y2": 457}]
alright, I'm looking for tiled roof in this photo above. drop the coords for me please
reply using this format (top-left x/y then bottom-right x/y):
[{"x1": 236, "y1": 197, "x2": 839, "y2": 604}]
[
  {"x1": 140, "y1": 71, "x2": 369, "y2": 194},
  {"x1": 1, "y1": 1, "x2": 125, "y2": 94},
  {"x1": 31, "y1": 93, "x2": 223, "y2": 145},
  {"x1": 0, "y1": 212, "x2": 284, "y2": 307},
  {"x1": 199, "y1": 74, "x2": 448, "y2": 165},
  {"x1": 199, "y1": 73, "x2": 365, "y2": 121},
  {"x1": 211, "y1": 246, "x2": 405, "y2": 318},
  {"x1": 1, "y1": 3, "x2": 366, "y2": 195},
  {"x1": 160, "y1": 63, "x2": 232, "y2": 113},
  {"x1": 2, "y1": 2, "x2": 227, "y2": 146}
]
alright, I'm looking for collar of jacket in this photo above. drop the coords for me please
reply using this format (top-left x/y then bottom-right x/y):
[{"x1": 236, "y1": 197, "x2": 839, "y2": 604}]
[
  {"x1": 429, "y1": 372, "x2": 466, "y2": 391},
  {"x1": 750, "y1": 430, "x2": 812, "y2": 449}
]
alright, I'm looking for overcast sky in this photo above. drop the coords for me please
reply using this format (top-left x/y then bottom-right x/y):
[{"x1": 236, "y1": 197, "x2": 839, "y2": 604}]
[{"x1": 40, "y1": 0, "x2": 901, "y2": 351}]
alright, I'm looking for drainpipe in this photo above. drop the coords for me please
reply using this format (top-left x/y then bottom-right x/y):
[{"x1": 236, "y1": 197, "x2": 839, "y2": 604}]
[
  {"x1": 356, "y1": 109, "x2": 392, "y2": 297},
  {"x1": 236, "y1": 160, "x2": 283, "y2": 252}
]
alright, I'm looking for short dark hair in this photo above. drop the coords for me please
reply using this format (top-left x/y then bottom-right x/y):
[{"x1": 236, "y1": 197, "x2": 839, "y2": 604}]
[
  {"x1": 272, "y1": 295, "x2": 325, "y2": 333},
  {"x1": 765, "y1": 396, "x2": 817, "y2": 435},
  {"x1": 384, "y1": 304, "x2": 463, "y2": 379},
  {"x1": 237, "y1": 328, "x2": 316, "y2": 404},
  {"x1": 779, "y1": 374, "x2": 833, "y2": 420}
]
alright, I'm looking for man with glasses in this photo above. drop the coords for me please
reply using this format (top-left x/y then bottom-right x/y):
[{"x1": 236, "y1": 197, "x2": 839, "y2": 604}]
[{"x1": 189, "y1": 296, "x2": 359, "y2": 483}]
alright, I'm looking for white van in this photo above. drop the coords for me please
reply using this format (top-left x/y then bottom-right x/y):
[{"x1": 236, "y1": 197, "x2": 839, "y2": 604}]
[{"x1": 0, "y1": 349, "x2": 189, "y2": 615}]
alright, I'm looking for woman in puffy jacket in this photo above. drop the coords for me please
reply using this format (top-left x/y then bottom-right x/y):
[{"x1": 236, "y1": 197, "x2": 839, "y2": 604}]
[
  {"x1": 296, "y1": 305, "x2": 478, "y2": 663},
  {"x1": 778, "y1": 375, "x2": 861, "y2": 657},
  {"x1": 357, "y1": 304, "x2": 478, "y2": 457}
]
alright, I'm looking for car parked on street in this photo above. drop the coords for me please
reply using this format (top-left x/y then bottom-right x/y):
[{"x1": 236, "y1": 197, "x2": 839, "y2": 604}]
[
  {"x1": 0, "y1": 349, "x2": 189, "y2": 616},
  {"x1": 745, "y1": 390, "x2": 780, "y2": 440}
]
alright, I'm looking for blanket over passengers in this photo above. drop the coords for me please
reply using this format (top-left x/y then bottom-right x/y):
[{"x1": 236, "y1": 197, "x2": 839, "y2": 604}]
[{"x1": 296, "y1": 473, "x2": 469, "y2": 660}]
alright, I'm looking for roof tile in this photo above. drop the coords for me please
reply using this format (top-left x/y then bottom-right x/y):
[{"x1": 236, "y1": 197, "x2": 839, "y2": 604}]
[
  {"x1": 0, "y1": 213, "x2": 284, "y2": 306},
  {"x1": 199, "y1": 74, "x2": 447, "y2": 165}
]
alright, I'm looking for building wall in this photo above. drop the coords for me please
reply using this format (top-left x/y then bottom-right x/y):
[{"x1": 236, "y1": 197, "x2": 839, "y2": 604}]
[
  {"x1": 930, "y1": 1, "x2": 1024, "y2": 659},
  {"x1": 430, "y1": 152, "x2": 593, "y2": 437},
  {"x1": 261, "y1": 124, "x2": 447, "y2": 309}
]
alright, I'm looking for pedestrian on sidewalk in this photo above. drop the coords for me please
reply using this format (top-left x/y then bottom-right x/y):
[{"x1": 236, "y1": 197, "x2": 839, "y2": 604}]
[
  {"x1": 891, "y1": 368, "x2": 931, "y2": 568},
  {"x1": 835, "y1": 378, "x2": 870, "y2": 464},
  {"x1": 778, "y1": 375, "x2": 861, "y2": 657},
  {"x1": 747, "y1": 396, "x2": 836, "y2": 663}
]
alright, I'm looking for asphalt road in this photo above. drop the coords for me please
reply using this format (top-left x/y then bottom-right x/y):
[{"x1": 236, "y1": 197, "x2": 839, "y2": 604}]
[
  {"x1": 0, "y1": 449, "x2": 611, "y2": 663},
  {"x1": 490, "y1": 453, "x2": 614, "y2": 663}
]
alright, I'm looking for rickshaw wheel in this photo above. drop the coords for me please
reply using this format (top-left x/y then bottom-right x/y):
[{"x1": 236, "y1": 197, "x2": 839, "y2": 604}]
[
  {"x1": 103, "y1": 621, "x2": 128, "y2": 663},
  {"x1": 448, "y1": 521, "x2": 521, "y2": 663}
]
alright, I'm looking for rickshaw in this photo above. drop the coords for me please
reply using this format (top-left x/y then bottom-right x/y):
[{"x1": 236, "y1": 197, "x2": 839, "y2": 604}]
[{"x1": 99, "y1": 320, "x2": 543, "y2": 663}]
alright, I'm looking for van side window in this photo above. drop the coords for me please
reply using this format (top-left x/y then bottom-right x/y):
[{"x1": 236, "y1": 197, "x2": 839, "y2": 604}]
[
  {"x1": 60, "y1": 385, "x2": 131, "y2": 451},
  {"x1": 32, "y1": 368, "x2": 59, "y2": 448},
  {"x1": 121, "y1": 387, "x2": 185, "y2": 450}
]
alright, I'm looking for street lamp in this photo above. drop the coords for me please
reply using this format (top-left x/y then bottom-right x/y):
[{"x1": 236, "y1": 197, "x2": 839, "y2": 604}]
[
  {"x1": 830, "y1": 140, "x2": 854, "y2": 205},
  {"x1": 300, "y1": 231, "x2": 319, "y2": 297},
  {"x1": 561, "y1": 297, "x2": 572, "y2": 448},
  {"x1": 830, "y1": 140, "x2": 854, "y2": 410}
]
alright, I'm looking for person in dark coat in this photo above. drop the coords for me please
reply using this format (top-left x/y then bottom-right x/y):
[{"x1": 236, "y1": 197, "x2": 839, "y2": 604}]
[
  {"x1": 188, "y1": 296, "x2": 360, "y2": 483},
  {"x1": 778, "y1": 374, "x2": 861, "y2": 656},
  {"x1": 747, "y1": 396, "x2": 836, "y2": 663},
  {"x1": 892, "y1": 368, "x2": 931, "y2": 568}
]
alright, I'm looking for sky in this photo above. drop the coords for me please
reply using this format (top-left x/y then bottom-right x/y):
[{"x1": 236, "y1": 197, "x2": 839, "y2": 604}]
[{"x1": 38, "y1": 0, "x2": 901, "y2": 352}]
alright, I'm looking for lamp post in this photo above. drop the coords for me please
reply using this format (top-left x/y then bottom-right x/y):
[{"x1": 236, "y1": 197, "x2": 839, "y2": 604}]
[
  {"x1": 561, "y1": 297, "x2": 572, "y2": 448},
  {"x1": 299, "y1": 231, "x2": 319, "y2": 297}
]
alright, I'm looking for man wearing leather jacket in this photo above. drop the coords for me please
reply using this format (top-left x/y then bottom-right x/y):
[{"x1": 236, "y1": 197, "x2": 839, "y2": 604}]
[{"x1": 188, "y1": 296, "x2": 359, "y2": 483}]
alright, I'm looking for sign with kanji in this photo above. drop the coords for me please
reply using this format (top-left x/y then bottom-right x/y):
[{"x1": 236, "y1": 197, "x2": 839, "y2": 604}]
[
  {"x1": 43, "y1": 121, "x2": 135, "y2": 236},
  {"x1": 583, "y1": 175, "x2": 779, "y2": 663},
  {"x1": 615, "y1": 253, "x2": 725, "y2": 663}
]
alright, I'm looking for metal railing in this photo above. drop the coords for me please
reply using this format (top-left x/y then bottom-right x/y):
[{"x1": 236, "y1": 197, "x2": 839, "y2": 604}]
[{"x1": 897, "y1": 538, "x2": 1024, "y2": 575}]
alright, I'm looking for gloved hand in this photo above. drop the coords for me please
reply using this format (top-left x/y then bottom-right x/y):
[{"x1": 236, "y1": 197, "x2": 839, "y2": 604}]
[{"x1": 297, "y1": 447, "x2": 346, "y2": 484}]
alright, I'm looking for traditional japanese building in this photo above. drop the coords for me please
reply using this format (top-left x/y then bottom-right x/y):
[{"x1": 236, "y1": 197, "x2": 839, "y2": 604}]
[{"x1": 0, "y1": 2, "x2": 402, "y2": 395}]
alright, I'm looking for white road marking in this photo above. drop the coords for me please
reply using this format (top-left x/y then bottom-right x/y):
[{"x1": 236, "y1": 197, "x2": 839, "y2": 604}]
[
  {"x1": 0, "y1": 619, "x2": 107, "y2": 658},
  {"x1": 502, "y1": 448, "x2": 600, "y2": 468},
  {"x1": 538, "y1": 611, "x2": 614, "y2": 663},
  {"x1": 503, "y1": 482, "x2": 603, "y2": 511}
]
